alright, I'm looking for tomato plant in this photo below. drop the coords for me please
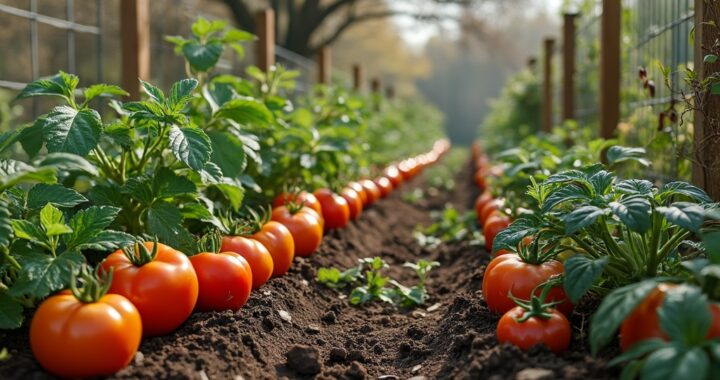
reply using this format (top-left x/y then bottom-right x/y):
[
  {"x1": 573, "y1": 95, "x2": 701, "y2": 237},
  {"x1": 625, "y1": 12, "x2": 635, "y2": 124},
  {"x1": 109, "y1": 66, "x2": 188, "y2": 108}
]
[
  {"x1": 30, "y1": 266, "x2": 141, "y2": 378},
  {"x1": 101, "y1": 241, "x2": 199, "y2": 336}
]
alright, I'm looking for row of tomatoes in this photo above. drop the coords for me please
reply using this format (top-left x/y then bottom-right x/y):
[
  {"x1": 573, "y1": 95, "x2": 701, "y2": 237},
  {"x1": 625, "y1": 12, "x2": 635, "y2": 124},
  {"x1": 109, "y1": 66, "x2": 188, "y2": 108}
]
[
  {"x1": 471, "y1": 143, "x2": 573, "y2": 354},
  {"x1": 471, "y1": 142, "x2": 720, "y2": 355},
  {"x1": 30, "y1": 139, "x2": 452, "y2": 378}
]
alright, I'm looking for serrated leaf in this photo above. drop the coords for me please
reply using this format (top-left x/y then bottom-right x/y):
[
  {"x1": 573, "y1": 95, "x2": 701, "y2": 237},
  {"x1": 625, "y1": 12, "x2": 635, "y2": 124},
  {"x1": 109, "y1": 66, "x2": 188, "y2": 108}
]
[
  {"x1": 657, "y1": 202, "x2": 705, "y2": 232},
  {"x1": 0, "y1": 160, "x2": 56, "y2": 191},
  {"x1": 590, "y1": 279, "x2": 659, "y2": 354},
  {"x1": 658, "y1": 285, "x2": 711, "y2": 345},
  {"x1": 208, "y1": 131, "x2": 247, "y2": 178},
  {"x1": 11, "y1": 219, "x2": 47, "y2": 243},
  {"x1": 0, "y1": 291, "x2": 24, "y2": 329},
  {"x1": 34, "y1": 153, "x2": 99, "y2": 176},
  {"x1": 121, "y1": 176, "x2": 154, "y2": 205},
  {"x1": 103, "y1": 121, "x2": 133, "y2": 149},
  {"x1": 9, "y1": 250, "x2": 84, "y2": 298},
  {"x1": 216, "y1": 98, "x2": 273, "y2": 126},
  {"x1": 73, "y1": 230, "x2": 135, "y2": 251},
  {"x1": 212, "y1": 182, "x2": 244, "y2": 211},
  {"x1": 491, "y1": 216, "x2": 541, "y2": 252},
  {"x1": 168, "y1": 78, "x2": 198, "y2": 111},
  {"x1": 140, "y1": 80, "x2": 165, "y2": 103},
  {"x1": 42, "y1": 106, "x2": 102, "y2": 156},
  {"x1": 19, "y1": 119, "x2": 45, "y2": 159},
  {"x1": 564, "y1": 256, "x2": 608, "y2": 303},
  {"x1": 27, "y1": 184, "x2": 87, "y2": 209},
  {"x1": 610, "y1": 195, "x2": 652, "y2": 233},
  {"x1": 152, "y1": 168, "x2": 197, "y2": 199},
  {"x1": 182, "y1": 41, "x2": 224, "y2": 72},
  {"x1": 564, "y1": 205, "x2": 608, "y2": 234},
  {"x1": 15, "y1": 71, "x2": 77, "y2": 101},
  {"x1": 87, "y1": 184, "x2": 124, "y2": 207},
  {"x1": 168, "y1": 125, "x2": 212, "y2": 171},
  {"x1": 39, "y1": 203, "x2": 65, "y2": 232},
  {"x1": 541, "y1": 185, "x2": 592, "y2": 213},
  {"x1": 83, "y1": 84, "x2": 128, "y2": 103},
  {"x1": 64, "y1": 206, "x2": 121, "y2": 250},
  {"x1": 147, "y1": 202, "x2": 192, "y2": 247}
]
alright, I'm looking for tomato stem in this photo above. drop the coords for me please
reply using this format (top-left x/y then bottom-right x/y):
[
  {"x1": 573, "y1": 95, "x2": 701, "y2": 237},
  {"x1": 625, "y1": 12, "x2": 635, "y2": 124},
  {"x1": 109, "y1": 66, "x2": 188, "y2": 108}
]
[
  {"x1": 122, "y1": 239, "x2": 159, "y2": 266},
  {"x1": 70, "y1": 265, "x2": 113, "y2": 303}
]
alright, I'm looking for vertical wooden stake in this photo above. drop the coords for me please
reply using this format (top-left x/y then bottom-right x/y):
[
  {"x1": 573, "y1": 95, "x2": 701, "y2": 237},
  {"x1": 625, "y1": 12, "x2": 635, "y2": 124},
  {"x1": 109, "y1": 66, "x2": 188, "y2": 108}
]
[
  {"x1": 542, "y1": 38, "x2": 555, "y2": 133},
  {"x1": 371, "y1": 78, "x2": 382, "y2": 93},
  {"x1": 256, "y1": 9, "x2": 275, "y2": 72},
  {"x1": 352, "y1": 64, "x2": 363, "y2": 91},
  {"x1": 600, "y1": 0, "x2": 621, "y2": 139},
  {"x1": 385, "y1": 86, "x2": 395, "y2": 99},
  {"x1": 317, "y1": 47, "x2": 331, "y2": 84},
  {"x1": 562, "y1": 13, "x2": 577, "y2": 121},
  {"x1": 120, "y1": 0, "x2": 150, "y2": 100},
  {"x1": 692, "y1": 0, "x2": 720, "y2": 200}
]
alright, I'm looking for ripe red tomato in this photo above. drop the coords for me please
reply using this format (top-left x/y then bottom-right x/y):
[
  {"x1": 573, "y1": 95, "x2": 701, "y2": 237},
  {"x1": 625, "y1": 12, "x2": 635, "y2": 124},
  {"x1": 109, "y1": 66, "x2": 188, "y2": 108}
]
[
  {"x1": 341, "y1": 187, "x2": 364, "y2": 220},
  {"x1": 482, "y1": 254, "x2": 573, "y2": 316},
  {"x1": 619, "y1": 283, "x2": 720, "y2": 351},
  {"x1": 272, "y1": 191, "x2": 323, "y2": 215},
  {"x1": 497, "y1": 306, "x2": 571, "y2": 354},
  {"x1": 190, "y1": 251, "x2": 253, "y2": 311},
  {"x1": 384, "y1": 166, "x2": 403, "y2": 187},
  {"x1": 374, "y1": 177, "x2": 394, "y2": 198},
  {"x1": 484, "y1": 213, "x2": 511, "y2": 252},
  {"x1": 360, "y1": 179, "x2": 381, "y2": 205},
  {"x1": 398, "y1": 160, "x2": 415, "y2": 180},
  {"x1": 251, "y1": 221, "x2": 295, "y2": 277},
  {"x1": 221, "y1": 236, "x2": 274, "y2": 289},
  {"x1": 313, "y1": 189, "x2": 351, "y2": 229},
  {"x1": 475, "y1": 170, "x2": 487, "y2": 190},
  {"x1": 474, "y1": 191, "x2": 493, "y2": 217},
  {"x1": 30, "y1": 291, "x2": 141, "y2": 378},
  {"x1": 101, "y1": 242, "x2": 198, "y2": 336},
  {"x1": 479, "y1": 199, "x2": 503, "y2": 225},
  {"x1": 271, "y1": 206, "x2": 324, "y2": 257},
  {"x1": 347, "y1": 181, "x2": 368, "y2": 205}
]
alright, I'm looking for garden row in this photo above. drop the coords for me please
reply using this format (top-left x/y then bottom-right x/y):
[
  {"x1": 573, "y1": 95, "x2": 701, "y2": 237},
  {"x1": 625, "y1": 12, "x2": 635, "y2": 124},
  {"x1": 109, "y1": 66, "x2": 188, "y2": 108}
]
[
  {"x1": 470, "y1": 125, "x2": 720, "y2": 379},
  {"x1": 0, "y1": 18, "x2": 448, "y2": 378}
]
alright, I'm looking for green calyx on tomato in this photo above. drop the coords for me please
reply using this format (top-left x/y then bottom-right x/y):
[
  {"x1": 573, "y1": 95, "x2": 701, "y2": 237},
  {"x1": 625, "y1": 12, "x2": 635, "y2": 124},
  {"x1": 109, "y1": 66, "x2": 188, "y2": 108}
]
[
  {"x1": 513, "y1": 232, "x2": 557, "y2": 265},
  {"x1": 122, "y1": 239, "x2": 160, "y2": 266},
  {"x1": 508, "y1": 277, "x2": 564, "y2": 323},
  {"x1": 71, "y1": 265, "x2": 113, "y2": 304}
]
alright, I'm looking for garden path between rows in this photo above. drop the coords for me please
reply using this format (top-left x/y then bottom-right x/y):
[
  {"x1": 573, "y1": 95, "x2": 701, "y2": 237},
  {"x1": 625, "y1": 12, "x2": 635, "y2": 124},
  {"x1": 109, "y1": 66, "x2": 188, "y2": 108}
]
[{"x1": 0, "y1": 156, "x2": 617, "y2": 380}]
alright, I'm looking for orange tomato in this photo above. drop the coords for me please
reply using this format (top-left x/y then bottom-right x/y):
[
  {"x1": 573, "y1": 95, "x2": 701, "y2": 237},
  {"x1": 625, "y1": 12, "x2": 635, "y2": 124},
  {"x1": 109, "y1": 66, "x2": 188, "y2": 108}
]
[
  {"x1": 360, "y1": 179, "x2": 381, "y2": 205},
  {"x1": 190, "y1": 251, "x2": 253, "y2": 311},
  {"x1": 384, "y1": 166, "x2": 404, "y2": 187},
  {"x1": 272, "y1": 191, "x2": 323, "y2": 215},
  {"x1": 101, "y1": 242, "x2": 198, "y2": 336},
  {"x1": 221, "y1": 236, "x2": 274, "y2": 289},
  {"x1": 313, "y1": 189, "x2": 351, "y2": 229},
  {"x1": 271, "y1": 206, "x2": 324, "y2": 257},
  {"x1": 341, "y1": 187, "x2": 364, "y2": 220},
  {"x1": 374, "y1": 177, "x2": 394, "y2": 198},
  {"x1": 30, "y1": 291, "x2": 141, "y2": 378},
  {"x1": 347, "y1": 181, "x2": 368, "y2": 205},
  {"x1": 251, "y1": 221, "x2": 295, "y2": 277},
  {"x1": 484, "y1": 213, "x2": 511, "y2": 252}
]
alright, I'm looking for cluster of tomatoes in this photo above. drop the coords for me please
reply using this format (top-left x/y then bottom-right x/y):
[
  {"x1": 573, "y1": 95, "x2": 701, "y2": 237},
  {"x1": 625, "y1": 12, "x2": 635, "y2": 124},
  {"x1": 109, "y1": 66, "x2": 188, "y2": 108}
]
[
  {"x1": 470, "y1": 142, "x2": 573, "y2": 354},
  {"x1": 28, "y1": 139, "x2": 451, "y2": 378}
]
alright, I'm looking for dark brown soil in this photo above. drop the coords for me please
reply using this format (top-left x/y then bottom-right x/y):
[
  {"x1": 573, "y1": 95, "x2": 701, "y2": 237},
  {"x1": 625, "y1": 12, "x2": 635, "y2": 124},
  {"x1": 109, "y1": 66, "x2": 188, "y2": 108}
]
[{"x1": 0, "y1": 158, "x2": 618, "y2": 380}]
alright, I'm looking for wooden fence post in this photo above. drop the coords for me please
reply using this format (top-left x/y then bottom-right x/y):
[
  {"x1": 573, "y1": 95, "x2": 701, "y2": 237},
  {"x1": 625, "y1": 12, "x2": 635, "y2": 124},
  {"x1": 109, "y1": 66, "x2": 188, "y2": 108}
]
[
  {"x1": 317, "y1": 47, "x2": 331, "y2": 84},
  {"x1": 256, "y1": 9, "x2": 275, "y2": 72},
  {"x1": 352, "y1": 64, "x2": 363, "y2": 91},
  {"x1": 692, "y1": 0, "x2": 720, "y2": 200},
  {"x1": 385, "y1": 86, "x2": 395, "y2": 99},
  {"x1": 562, "y1": 13, "x2": 577, "y2": 121},
  {"x1": 120, "y1": 0, "x2": 150, "y2": 100},
  {"x1": 542, "y1": 38, "x2": 555, "y2": 133},
  {"x1": 371, "y1": 78, "x2": 382, "y2": 93},
  {"x1": 599, "y1": 0, "x2": 621, "y2": 139}
]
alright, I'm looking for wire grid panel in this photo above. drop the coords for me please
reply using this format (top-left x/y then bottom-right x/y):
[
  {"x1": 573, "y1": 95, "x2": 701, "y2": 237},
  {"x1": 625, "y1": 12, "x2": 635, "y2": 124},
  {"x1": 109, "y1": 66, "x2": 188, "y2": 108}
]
[
  {"x1": 622, "y1": 0, "x2": 694, "y2": 181},
  {"x1": 573, "y1": 0, "x2": 603, "y2": 127}
]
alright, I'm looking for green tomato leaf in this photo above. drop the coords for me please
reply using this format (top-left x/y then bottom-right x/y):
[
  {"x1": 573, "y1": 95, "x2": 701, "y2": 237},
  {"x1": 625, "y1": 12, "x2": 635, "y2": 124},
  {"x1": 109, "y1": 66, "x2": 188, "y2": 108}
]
[
  {"x1": 610, "y1": 195, "x2": 652, "y2": 233},
  {"x1": 642, "y1": 346, "x2": 709, "y2": 380},
  {"x1": 72, "y1": 230, "x2": 136, "y2": 251},
  {"x1": 208, "y1": 131, "x2": 247, "y2": 178},
  {"x1": 34, "y1": 153, "x2": 99, "y2": 176},
  {"x1": 216, "y1": 98, "x2": 273, "y2": 127},
  {"x1": 15, "y1": 71, "x2": 78, "y2": 102},
  {"x1": 211, "y1": 182, "x2": 245, "y2": 211},
  {"x1": 0, "y1": 159, "x2": 56, "y2": 191},
  {"x1": 589, "y1": 170, "x2": 614, "y2": 195},
  {"x1": 27, "y1": 184, "x2": 87, "y2": 209},
  {"x1": 147, "y1": 202, "x2": 194, "y2": 249},
  {"x1": 658, "y1": 182, "x2": 712, "y2": 204},
  {"x1": 564, "y1": 205, "x2": 609, "y2": 234},
  {"x1": 182, "y1": 41, "x2": 224, "y2": 72},
  {"x1": 0, "y1": 199, "x2": 12, "y2": 246},
  {"x1": 121, "y1": 177, "x2": 154, "y2": 205},
  {"x1": 168, "y1": 78, "x2": 198, "y2": 111},
  {"x1": 656, "y1": 202, "x2": 705, "y2": 233},
  {"x1": 606, "y1": 146, "x2": 651, "y2": 168},
  {"x1": 563, "y1": 255, "x2": 608, "y2": 303},
  {"x1": 18, "y1": 119, "x2": 45, "y2": 159},
  {"x1": 541, "y1": 185, "x2": 592, "y2": 213},
  {"x1": 615, "y1": 179, "x2": 655, "y2": 197},
  {"x1": 168, "y1": 125, "x2": 212, "y2": 171},
  {"x1": 103, "y1": 121, "x2": 133, "y2": 149},
  {"x1": 658, "y1": 285, "x2": 711, "y2": 345},
  {"x1": 0, "y1": 291, "x2": 24, "y2": 329},
  {"x1": 11, "y1": 220, "x2": 47, "y2": 243},
  {"x1": 64, "y1": 206, "x2": 122, "y2": 250},
  {"x1": 590, "y1": 279, "x2": 659, "y2": 355},
  {"x1": 607, "y1": 339, "x2": 668, "y2": 366},
  {"x1": 153, "y1": 168, "x2": 197, "y2": 199},
  {"x1": 83, "y1": 84, "x2": 128, "y2": 104},
  {"x1": 39, "y1": 203, "x2": 65, "y2": 231},
  {"x1": 87, "y1": 184, "x2": 124, "y2": 207},
  {"x1": 42, "y1": 106, "x2": 102, "y2": 156},
  {"x1": 222, "y1": 29, "x2": 255, "y2": 43},
  {"x1": 9, "y1": 250, "x2": 84, "y2": 298},
  {"x1": 0, "y1": 129, "x2": 21, "y2": 155},
  {"x1": 491, "y1": 216, "x2": 541, "y2": 252},
  {"x1": 140, "y1": 80, "x2": 165, "y2": 104}
]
